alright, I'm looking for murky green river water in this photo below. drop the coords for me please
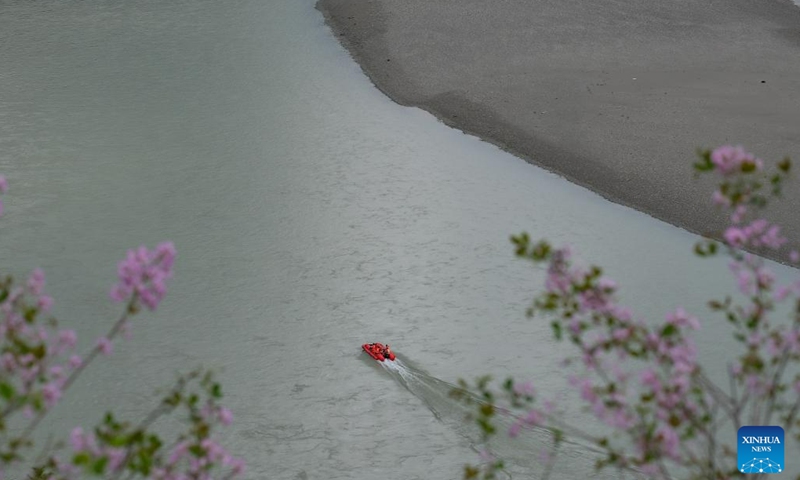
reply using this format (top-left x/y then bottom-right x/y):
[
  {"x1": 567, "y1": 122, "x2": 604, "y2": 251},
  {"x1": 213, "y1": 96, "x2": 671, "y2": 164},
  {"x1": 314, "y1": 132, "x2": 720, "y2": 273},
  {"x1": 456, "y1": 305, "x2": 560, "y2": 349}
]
[{"x1": 1, "y1": 1, "x2": 797, "y2": 478}]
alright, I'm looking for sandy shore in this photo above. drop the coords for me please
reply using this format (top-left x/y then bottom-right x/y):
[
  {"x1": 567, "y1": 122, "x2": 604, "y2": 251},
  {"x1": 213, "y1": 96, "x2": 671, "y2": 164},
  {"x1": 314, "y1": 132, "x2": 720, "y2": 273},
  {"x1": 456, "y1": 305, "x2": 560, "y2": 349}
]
[{"x1": 316, "y1": 0, "x2": 800, "y2": 264}]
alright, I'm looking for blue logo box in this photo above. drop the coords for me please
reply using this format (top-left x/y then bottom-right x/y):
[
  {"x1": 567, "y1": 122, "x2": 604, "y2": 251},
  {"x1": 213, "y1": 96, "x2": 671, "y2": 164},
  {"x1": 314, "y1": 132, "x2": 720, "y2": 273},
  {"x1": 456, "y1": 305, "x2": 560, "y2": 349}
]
[{"x1": 738, "y1": 426, "x2": 784, "y2": 474}]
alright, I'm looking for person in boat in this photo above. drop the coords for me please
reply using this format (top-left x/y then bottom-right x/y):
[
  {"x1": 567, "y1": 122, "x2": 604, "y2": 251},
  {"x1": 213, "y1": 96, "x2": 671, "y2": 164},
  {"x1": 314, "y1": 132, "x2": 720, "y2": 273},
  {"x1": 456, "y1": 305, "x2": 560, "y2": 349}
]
[{"x1": 384, "y1": 345, "x2": 392, "y2": 357}]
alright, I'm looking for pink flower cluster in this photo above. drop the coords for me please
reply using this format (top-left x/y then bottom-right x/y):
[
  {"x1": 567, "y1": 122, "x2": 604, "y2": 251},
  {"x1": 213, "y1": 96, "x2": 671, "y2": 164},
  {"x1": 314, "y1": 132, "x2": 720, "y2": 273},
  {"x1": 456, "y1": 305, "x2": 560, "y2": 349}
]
[
  {"x1": 465, "y1": 146, "x2": 797, "y2": 479},
  {"x1": 535, "y1": 146, "x2": 798, "y2": 475},
  {"x1": 539, "y1": 245, "x2": 705, "y2": 466},
  {"x1": 710, "y1": 145, "x2": 763, "y2": 176},
  {"x1": 1, "y1": 268, "x2": 81, "y2": 416},
  {"x1": 152, "y1": 437, "x2": 245, "y2": 480},
  {"x1": 723, "y1": 219, "x2": 787, "y2": 250},
  {"x1": 50, "y1": 401, "x2": 244, "y2": 480},
  {"x1": 110, "y1": 242, "x2": 176, "y2": 310},
  {"x1": 53, "y1": 427, "x2": 128, "y2": 477}
]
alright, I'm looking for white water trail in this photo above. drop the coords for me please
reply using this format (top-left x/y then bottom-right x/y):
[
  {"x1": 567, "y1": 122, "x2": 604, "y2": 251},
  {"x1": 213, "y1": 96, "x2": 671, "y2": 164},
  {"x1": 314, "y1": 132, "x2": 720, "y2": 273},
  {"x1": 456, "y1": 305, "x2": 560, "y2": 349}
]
[{"x1": 374, "y1": 356, "x2": 638, "y2": 479}]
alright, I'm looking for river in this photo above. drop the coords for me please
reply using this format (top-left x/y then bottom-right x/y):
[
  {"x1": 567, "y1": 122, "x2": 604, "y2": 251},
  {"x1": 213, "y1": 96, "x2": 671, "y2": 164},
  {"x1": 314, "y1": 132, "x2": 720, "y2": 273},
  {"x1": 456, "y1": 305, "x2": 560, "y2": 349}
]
[{"x1": 0, "y1": 1, "x2": 797, "y2": 478}]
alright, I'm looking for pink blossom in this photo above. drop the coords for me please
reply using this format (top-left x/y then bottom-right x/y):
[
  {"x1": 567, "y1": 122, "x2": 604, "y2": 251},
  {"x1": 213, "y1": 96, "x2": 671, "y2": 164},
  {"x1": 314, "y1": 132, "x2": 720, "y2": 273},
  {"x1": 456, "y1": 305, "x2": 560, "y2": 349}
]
[
  {"x1": 168, "y1": 441, "x2": 190, "y2": 465},
  {"x1": 120, "y1": 320, "x2": 133, "y2": 340},
  {"x1": 41, "y1": 383, "x2": 62, "y2": 408},
  {"x1": 1, "y1": 353, "x2": 16, "y2": 372},
  {"x1": 508, "y1": 422, "x2": 522, "y2": 438},
  {"x1": 747, "y1": 332, "x2": 762, "y2": 348},
  {"x1": 0, "y1": 175, "x2": 7, "y2": 193},
  {"x1": 568, "y1": 319, "x2": 582, "y2": 336},
  {"x1": 579, "y1": 288, "x2": 611, "y2": 311},
  {"x1": 640, "y1": 369, "x2": 660, "y2": 389},
  {"x1": 639, "y1": 463, "x2": 660, "y2": 476},
  {"x1": 755, "y1": 268, "x2": 775, "y2": 290},
  {"x1": 598, "y1": 277, "x2": 617, "y2": 291},
  {"x1": 745, "y1": 375, "x2": 762, "y2": 394},
  {"x1": 791, "y1": 250, "x2": 800, "y2": 263},
  {"x1": 218, "y1": 406, "x2": 234, "y2": 426},
  {"x1": 70, "y1": 427, "x2": 86, "y2": 451},
  {"x1": 723, "y1": 226, "x2": 748, "y2": 247},
  {"x1": 110, "y1": 242, "x2": 176, "y2": 310},
  {"x1": 513, "y1": 381, "x2": 536, "y2": 397},
  {"x1": 731, "y1": 205, "x2": 747, "y2": 224},
  {"x1": 37, "y1": 295, "x2": 53, "y2": 312},
  {"x1": 20, "y1": 365, "x2": 41, "y2": 383},
  {"x1": 736, "y1": 270, "x2": 754, "y2": 296},
  {"x1": 656, "y1": 425, "x2": 680, "y2": 459},
  {"x1": 710, "y1": 145, "x2": 758, "y2": 176},
  {"x1": 107, "y1": 448, "x2": 127, "y2": 472},
  {"x1": 712, "y1": 190, "x2": 730, "y2": 207},
  {"x1": 479, "y1": 448, "x2": 495, "y2": 463},
  {"x1": 592, "y1": 401, "x2": 606, "y2": 418},
  {"x1": 608, "y1": 409, "x2": 635, "y2": 430},
  {"x1": 523, "y1": 408, "x2": 543, "y2": 426},
  {"x1": 665, "y1": 308, "x2": 700, "y2": 330},
  {"x1": 230, "y1": 458, "x2": 246, "y2": 475},
  {"x1": 766, "y1": 337, "x2": 781, "y2": 358},
  {"x1": 572, "y1": 377, "x2": 596, "y2": 402},
  {"x1": 97, "y1": 337, "x2": 113, "y2": 356},
  {"x1": 68, "y1": 355, "x2": 82, "y2": 368},
  {"x1": 49, "y1": 365, "x2": 64, "y2": 379},
  {"x1": 773, "y1": 286, "x2": 791, "y2": 302},
  {"x1": 786, "y1": 330, "x2": 800, "y2": 355},
  {"x1": 613, "y1": 327, "x2": 632, "y2": 341},
  {"x1": 59, "y1": 329, "x2": 78, "y2": 348},
  {"x1": 28, "y1": 268, "x2": 45, "y2": 295},
  {"x1": 759, "y1": 224, "x2": 786, "y2": 249}
]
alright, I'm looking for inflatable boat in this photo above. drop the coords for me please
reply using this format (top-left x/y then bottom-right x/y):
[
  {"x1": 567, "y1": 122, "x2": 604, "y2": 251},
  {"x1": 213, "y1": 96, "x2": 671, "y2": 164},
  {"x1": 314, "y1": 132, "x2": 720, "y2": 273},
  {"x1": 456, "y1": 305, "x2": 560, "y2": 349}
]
[{"x1": 362, "y1": 342, "x2": 396, "y2": 361}]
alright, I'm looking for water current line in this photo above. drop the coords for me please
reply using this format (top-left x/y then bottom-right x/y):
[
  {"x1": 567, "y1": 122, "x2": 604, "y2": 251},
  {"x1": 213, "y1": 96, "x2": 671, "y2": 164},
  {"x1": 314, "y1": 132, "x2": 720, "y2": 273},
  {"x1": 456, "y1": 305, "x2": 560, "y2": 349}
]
[{"x1": 370, "y1": 354, "x2": 640, "y2": 479}]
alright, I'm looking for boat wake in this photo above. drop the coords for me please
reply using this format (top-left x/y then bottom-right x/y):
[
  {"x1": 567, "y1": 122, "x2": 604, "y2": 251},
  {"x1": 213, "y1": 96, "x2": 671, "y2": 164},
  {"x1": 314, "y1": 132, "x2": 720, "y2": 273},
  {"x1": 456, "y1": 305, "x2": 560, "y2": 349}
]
[{"x1": 374, "y1": 356, "x2": 639, "y2": 479}]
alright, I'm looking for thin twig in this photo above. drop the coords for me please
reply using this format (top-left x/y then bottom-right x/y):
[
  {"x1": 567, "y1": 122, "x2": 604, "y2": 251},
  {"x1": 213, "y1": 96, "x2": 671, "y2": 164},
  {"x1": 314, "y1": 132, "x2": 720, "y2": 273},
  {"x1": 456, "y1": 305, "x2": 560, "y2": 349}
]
[{"x1": 19, "y1": 295, "x2": 137, "y2": 442}]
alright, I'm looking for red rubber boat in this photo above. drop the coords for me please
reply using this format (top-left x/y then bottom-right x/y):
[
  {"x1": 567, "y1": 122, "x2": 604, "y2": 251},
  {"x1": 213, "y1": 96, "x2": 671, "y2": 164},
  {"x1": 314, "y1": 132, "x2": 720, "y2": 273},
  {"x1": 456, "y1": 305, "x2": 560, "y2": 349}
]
[{"x1": 362, "y1": 342, "x2": 396, "y2": 362}]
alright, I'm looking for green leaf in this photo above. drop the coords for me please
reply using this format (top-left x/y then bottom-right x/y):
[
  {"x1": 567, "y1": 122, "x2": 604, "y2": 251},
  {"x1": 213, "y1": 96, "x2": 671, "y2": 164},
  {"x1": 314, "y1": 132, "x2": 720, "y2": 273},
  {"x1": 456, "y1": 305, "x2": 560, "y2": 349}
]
[
  {"x1": 510, "y1": 233, "x2": 530, "y2": 256},
  {"x1": 464, "y1": 465, "x2": 480, "y2": 479},
  {"x1": 148, "y1": 434, "x2": 163, "y2": 452},
  {"x1": 693, "y1": 149, "x2": 714, "y2": 172},
  {"x1": 0, "y1": 382, "x2": 15, "y2": 400},
  {"x1": 778, "y1": 157, "x2": 791, "y2": 173},
  {"x1": 661, "y1": 324, "x2": 677, "y2": 337},
  {"x1": 108, "y1": 435, "x2": 128, "y2": 447},
  {"x1": 551, "y1": 321, "x2": 562, "y2": 341},
  {"x1": 92, "y1": 457, "x2": 108, "y2": 475},
  {"x1": 476, "y1": 375, "x2": 492, "y2": 390},
  {"x1": 138, "y1": 449, "x2": 152, "y2": 475},
  {"x1": 189, "y1": 444, "x2": 204, "y2": 457},
  {"x1": 73, "y1": 452, "x2": 91, "y2": 466},
  {"x1": 502, "y1": 378, "x2": 513, "y2": 392},
  {"x1": 211, "y1": 383, "x2": 222, "y2": 398},
  {"x1": 532, "y1": 241, "x2": 551, "y2": 261}
]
